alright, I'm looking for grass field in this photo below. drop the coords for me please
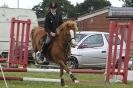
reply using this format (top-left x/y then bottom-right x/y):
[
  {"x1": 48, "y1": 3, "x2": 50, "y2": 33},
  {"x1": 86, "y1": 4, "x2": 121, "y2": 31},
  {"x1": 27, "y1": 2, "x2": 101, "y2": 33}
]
[{"x1": 0, "y1": 71, "x2": 133, "y2": 88}]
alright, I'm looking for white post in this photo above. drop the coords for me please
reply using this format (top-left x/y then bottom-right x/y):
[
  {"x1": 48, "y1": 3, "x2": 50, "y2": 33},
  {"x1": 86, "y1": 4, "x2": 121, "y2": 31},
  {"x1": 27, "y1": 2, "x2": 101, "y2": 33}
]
[
  {"x1": 0, "y1": 64, "x2": 8, "y2": 88},
  {"x1": 17, "y1": 0, "x2": 19, "y2": 8}
]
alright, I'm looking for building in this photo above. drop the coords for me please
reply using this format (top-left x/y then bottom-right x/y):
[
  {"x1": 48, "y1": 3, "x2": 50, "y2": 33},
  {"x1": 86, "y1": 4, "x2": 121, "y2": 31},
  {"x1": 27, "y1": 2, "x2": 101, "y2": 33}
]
[
  {"x1": 77, "y1": 7, "x2": 133, "y2": 32},
  {"x1": 77, "y1": 7, "x2": 108, "y2": 32}
]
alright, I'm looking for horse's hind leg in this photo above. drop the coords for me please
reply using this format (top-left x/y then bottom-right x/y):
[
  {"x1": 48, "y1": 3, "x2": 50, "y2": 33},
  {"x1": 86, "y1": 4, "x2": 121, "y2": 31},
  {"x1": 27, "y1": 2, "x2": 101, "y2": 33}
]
[
  {"x1": 60, "y1": 67, "x2": 65, "y2": 86},
  {"x1": 58, "y1": 60, "x2": 79, "y2": 84}
]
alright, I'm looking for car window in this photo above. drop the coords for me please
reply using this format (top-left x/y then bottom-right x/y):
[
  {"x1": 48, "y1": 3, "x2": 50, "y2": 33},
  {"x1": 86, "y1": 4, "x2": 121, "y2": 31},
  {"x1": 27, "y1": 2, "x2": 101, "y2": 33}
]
[
  {"x1": 81, "y1": 34, "x2": 104, "y2": 48},
  {"x1": 105, "y1": 34, "x2": 121, "y2": 45},
  {"x1": 75, "y1": 34, "x2": 86, "y2": 43}
]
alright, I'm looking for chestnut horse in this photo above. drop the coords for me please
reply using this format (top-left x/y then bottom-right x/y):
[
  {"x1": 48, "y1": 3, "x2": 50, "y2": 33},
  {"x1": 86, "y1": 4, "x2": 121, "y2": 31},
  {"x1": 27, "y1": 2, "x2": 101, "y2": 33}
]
[{"x1": 31, "y1": 20, "x2": 79, "y2": 86}]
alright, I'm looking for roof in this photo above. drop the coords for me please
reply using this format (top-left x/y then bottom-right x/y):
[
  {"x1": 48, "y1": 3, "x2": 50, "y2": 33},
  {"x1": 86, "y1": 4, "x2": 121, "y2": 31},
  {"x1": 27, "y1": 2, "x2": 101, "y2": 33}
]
[
  {"x1": 108, "y1": 7, "x2": 133, "y2": 18},
  {"x1": 78, "y1": 7, "x2": 133, "y2": 21},
  {"x1": 78, "y1": 7, "x2": 109, "y2": 21}
]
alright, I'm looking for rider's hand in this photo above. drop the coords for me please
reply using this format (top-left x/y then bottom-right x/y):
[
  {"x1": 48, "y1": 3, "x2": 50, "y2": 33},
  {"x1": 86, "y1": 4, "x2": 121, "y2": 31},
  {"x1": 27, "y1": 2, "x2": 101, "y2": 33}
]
[{"x1": 50, "y1": 32, "x2": 56, "y2": 37}]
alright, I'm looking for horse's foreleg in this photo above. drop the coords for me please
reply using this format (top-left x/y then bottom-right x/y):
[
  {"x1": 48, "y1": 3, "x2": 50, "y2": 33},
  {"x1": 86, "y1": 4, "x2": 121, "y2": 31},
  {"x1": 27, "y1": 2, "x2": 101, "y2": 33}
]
[
  {"x1": 60, "y1": 67, "x2": 65, "y2": 86},
  {"x1": 58, "y1": 60, "x2": 79, "y2": 84}
]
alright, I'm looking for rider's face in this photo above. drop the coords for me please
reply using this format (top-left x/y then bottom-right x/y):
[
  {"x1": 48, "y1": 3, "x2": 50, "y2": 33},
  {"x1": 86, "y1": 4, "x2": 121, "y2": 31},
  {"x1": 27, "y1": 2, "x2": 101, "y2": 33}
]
[{"x1": 50, "y1": 8, "x2": 57, "y2": 13}]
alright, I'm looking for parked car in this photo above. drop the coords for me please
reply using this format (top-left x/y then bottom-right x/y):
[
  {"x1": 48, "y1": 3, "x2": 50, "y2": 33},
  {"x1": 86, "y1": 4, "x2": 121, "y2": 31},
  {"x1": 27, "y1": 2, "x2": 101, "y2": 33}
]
[{"x1": 67, "y1": 31, "x2": 132, "y2": 69}]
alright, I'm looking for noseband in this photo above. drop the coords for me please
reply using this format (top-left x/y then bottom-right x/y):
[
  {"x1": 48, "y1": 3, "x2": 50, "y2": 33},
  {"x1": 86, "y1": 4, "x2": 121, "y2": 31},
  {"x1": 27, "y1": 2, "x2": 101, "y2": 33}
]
[
  {"x1": 67, "y1": 34, "x2": 76, "y2": 47},
  {"x1": 70, "y1": 38, "x2": 75, "y2": 43}
]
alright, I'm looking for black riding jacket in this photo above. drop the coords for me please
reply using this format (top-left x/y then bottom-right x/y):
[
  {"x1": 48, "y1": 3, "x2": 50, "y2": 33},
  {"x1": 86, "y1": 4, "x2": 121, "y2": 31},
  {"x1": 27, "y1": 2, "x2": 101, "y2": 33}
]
[{"x1": 44, "y1": 11, "x2": 63, "y2": 34}]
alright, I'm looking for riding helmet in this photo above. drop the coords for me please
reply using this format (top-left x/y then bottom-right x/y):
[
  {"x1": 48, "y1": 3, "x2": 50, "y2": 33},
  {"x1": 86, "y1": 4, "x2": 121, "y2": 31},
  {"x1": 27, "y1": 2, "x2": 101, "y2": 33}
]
[{"x1": 49, "y1": 2, "x2": 57, "y2": 9}]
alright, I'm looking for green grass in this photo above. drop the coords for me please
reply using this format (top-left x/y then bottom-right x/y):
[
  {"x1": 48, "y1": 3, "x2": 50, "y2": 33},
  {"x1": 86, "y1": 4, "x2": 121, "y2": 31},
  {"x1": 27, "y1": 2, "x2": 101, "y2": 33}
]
[{"x1": 1, "y1": 71, "x2": 133, "y2": 88}]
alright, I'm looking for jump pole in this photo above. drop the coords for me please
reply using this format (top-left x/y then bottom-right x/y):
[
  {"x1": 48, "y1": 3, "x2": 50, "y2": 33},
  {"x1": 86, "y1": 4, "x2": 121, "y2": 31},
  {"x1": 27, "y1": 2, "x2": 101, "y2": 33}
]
[
  {"x1": 0, "y1": 68, "x2": 105, "y2": 74},
  {"x1": 0, "y1": 77, "x2": 60, "y2": 83}
]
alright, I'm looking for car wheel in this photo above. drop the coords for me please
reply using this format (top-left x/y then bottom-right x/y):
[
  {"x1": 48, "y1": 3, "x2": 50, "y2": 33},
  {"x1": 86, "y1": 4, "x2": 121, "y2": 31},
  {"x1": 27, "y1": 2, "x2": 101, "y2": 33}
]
[{"x1": 67, "y1": 57, "x2": 79, "y2": 69}]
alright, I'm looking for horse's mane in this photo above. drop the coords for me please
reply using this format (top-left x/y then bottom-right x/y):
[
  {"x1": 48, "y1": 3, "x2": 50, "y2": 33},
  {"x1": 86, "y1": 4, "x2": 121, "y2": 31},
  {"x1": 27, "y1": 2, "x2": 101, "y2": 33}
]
[{"x1": 56, "y1": 20, "x2": 78, "y2": 35}]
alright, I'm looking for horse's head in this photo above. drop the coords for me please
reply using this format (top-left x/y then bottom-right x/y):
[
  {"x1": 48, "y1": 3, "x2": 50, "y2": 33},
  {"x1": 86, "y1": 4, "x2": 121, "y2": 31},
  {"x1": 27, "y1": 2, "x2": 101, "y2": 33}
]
[{"x1": 56, "y1": 20, "x2": 78, "y2": 48}]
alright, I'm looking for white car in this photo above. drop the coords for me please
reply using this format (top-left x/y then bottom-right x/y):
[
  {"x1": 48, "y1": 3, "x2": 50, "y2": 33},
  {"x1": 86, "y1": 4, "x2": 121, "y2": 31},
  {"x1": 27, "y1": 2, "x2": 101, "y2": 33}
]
[{"x1": 68, "y1": 31, "x2": 132, "y2": 69}]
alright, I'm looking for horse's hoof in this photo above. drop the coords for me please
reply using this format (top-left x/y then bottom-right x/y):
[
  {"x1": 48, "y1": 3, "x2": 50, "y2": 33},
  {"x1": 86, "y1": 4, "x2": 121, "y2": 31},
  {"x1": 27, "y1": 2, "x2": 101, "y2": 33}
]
[
  {"x1": 74, "y1": 80, "x2": 79, "y2": 84},
  {"x1": 37, "y1": 60, "x2": 44, "y2": 64}
]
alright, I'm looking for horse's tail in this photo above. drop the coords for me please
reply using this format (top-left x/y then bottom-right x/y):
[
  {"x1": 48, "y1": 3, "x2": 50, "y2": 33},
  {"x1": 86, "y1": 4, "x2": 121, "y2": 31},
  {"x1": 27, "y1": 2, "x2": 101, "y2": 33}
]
[
  {"x1": 31, "y1": 27, "x2": 36, "y2": 41},
  {"x1": 30, "y1": 27, "x2": 37, "y2": 52}
]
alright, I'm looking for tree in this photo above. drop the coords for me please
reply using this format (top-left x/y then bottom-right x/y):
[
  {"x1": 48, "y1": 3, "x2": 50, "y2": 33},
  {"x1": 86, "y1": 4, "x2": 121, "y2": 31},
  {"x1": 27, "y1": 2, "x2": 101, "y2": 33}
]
[
  {"x1": 75, "y1": 0, "x2": 111, "y2": 16},
  {"x1": 121, "y1": 0, "x2": 133, "y2": 7},
  {"x1": 32, "y1": 3, "x2": 44, "y2": 18},
  {"x1": 32, "y1": 0, "x2": 75, "y2": 19},
  {"x1": 32, "y1": 0, "x2": 111, "y2": 19}
]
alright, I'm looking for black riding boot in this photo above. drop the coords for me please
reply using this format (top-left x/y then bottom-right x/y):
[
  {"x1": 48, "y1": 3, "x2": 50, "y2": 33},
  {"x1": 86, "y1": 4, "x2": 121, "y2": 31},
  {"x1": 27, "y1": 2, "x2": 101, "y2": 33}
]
[{"x1": 37, "y1": 36, "x2": 51, "y2": 64}]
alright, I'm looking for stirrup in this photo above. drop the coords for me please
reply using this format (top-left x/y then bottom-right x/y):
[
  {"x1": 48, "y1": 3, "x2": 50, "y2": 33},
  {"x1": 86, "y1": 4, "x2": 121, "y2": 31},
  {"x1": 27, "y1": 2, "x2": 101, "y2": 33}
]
[{"x1": 36, "y1": 52, "x2": 46, "y2": 64}]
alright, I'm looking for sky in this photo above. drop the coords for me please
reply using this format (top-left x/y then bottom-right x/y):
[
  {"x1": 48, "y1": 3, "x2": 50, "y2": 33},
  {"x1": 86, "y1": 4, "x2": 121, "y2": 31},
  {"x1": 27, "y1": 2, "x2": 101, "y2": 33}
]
[{"x1": 0, "y1": 0, "x2": 124, "y2": 9}]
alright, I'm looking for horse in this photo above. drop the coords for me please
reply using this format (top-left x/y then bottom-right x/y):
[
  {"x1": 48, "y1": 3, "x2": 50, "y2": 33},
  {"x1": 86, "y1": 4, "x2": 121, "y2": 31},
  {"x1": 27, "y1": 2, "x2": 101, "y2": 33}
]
[{"x1": 31, "y1": 20, "x2": 79, "y2": 86}]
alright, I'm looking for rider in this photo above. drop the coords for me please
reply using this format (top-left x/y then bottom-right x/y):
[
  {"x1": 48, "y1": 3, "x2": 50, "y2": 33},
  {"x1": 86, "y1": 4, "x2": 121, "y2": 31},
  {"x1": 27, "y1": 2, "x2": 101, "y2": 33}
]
[{"x1": 37, "y1": 2, "x2": 63, "y2": 64}]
